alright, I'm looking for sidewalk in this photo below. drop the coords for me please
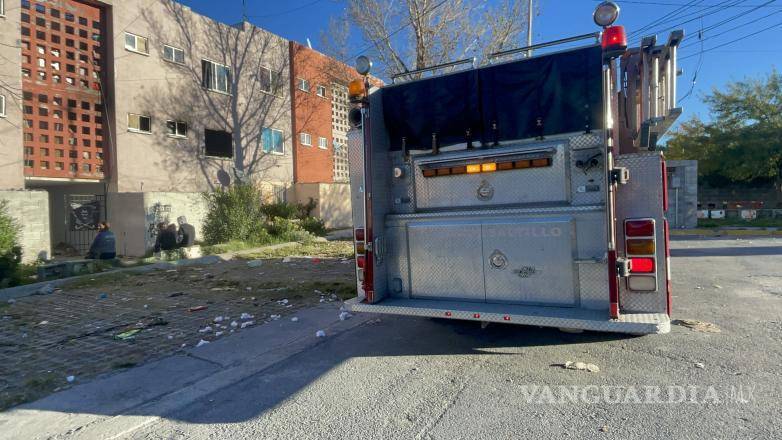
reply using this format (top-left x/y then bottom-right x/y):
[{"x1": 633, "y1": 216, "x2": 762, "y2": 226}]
[
  {"x1": 0, "y1": 303, "x2": 374, "y2": 440},
  {"x1": 669, "y1": 227, "x2": 782, "y2": 237}
]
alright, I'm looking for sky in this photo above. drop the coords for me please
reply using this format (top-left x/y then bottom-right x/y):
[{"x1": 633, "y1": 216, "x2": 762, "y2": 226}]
[{"x1": 177, "y1": 0, "x2": 782, "y2": 124}]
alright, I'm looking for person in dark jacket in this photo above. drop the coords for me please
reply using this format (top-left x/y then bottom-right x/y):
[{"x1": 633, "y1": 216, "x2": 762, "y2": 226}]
[
  {"x1": 87, "y1": 222, "x2": 116, "y2": 260},
  {"x1": 176, "y1": 216, "x2": 196, "y2": 248}
]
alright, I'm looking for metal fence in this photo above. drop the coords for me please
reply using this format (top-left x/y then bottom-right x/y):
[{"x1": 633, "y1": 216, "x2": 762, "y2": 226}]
[{"x1": 697, "y1": 208, "x2": 782, "y2": 221}]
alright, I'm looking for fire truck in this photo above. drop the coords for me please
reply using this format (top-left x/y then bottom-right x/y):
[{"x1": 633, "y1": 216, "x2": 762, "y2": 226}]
[{"x1": 343, "y1": 2, "x2": 683, "y2": 334}]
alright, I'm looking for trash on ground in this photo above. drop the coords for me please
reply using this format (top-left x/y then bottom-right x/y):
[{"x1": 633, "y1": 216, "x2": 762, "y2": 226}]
[
  {"x1": 214, "y1": 316, "x2": 224, "y2": 323},
  {"x1": 210, "y1": 287, "x2": 234, "y2": 291},
  {"x1": 270, "y1": 314, "x2": 281, "y2": 320},
  {"x1": 278, "y1": 299, "x2": 289, "y2": 305},
  {"x1": 215, "y1": 331, "x2": 224, "y2": 337},
  {"x1": 282, "y1": 257, "x2": 292, "y2": 263},
  {"x1": 240, "y1": 320, "x2": 255, "y2": 328},
  {"x1": 115, "y1": 329, "x2": 141, "y2": 340},
  {"x1": 240, "y1": 312, "x2": 254, "y2": 320},
  {"x1": 673, "y1": 319, "x2": 721, "y2": 333},
  {"x1": 168, "y1": 291, "x2": 184, "y2": 298},
  {"x1": 557, "y1": 361, "x2": 600, "y2": 373},
  {"x1": 339, "y1": 311, "x2": 353, "y2": 321},
  {"x1": 7, "y1": 299, "x2": 15, "y2": 304},
  {"x1": 35, "y1": 284, "x2": 57, "y2": 295},
  {"x1": 196, "y1": 339, "x2": 209, "y2": 348},
  {"x1": 312, "y1": 258, "x2": 321, "y2": 264},
  {"x1": 291, "y1": 317, "x2": 299, "y2": 322},
  {"x1": 246, "y1": 260, "x2": 264, "y2": 268},
  {"x1": 230, "y1": 321, "x2": 239, "y2": 328},
  {"x1": 99, "y1": 293, "x2": 108, "y2": 299},
  {"x1": 66, "y1": 375, "x2": 75, "y2": 383},
  {"x1": 38, "y1": 320, "x2": 49, "y2": 326},
  {"x1": 188, "y1": 305, "x2": 208, "y2": 312},
  {"x1": 695, "y1": 362, "x2": 705, "y2": 369},
  {"x1": 315, "y1": 330, "x2": 326, "y2": 338},
  {"x1": 199, "y1": 326, "x2": 213, "y2": 333}
]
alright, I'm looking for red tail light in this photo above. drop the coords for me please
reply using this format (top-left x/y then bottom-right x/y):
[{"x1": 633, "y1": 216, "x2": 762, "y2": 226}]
[
  {"x1": 354, "y1": 228, "x2": 365, "y2": 241},
  {"x1": 630, "y1": 257, "x2": 655, "y2": 273},
  {"x1": 356, "y1": 255, "x2": 366, "y2": 269},
  {"x1": 625, "y1": 219, "x2": 655, "y2": 237},
  {"x1": 601, "y1": 25, "x2": 627, "y2": 52},
  {"x1": 473, "y1": 313, "x2": 481, "y2": 319}
]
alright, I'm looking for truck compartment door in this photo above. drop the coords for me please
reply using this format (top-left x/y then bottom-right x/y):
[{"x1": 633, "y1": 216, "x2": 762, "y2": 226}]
[
  {"x1": 408, "y1": 221, "x2": 486, "y2": 302},
  {"x1": 482, "y1": 218, "x2": 577, "y2": 306}
]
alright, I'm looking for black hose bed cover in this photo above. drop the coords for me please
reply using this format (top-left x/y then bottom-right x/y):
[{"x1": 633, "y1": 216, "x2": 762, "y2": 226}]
[{"x1": 381, "y1": 45, "x2": 604, "y2": 151}]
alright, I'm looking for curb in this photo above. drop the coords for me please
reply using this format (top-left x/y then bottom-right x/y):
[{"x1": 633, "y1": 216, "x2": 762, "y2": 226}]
[
  {"x1": 670, "y1": 229, "x2": 782, "y2": 237},
  {"x1": 0, "y1": 242, "x2": 300, "y2": 302}
]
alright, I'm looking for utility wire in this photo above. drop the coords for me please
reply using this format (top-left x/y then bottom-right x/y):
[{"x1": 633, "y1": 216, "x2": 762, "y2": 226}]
[
  {"x1": 631, "y1": 0, "x2": 745, "y2": 42},
  {"x1": 247, "y1": 0, "x2": 327, "y2": 19},
  {"x1": 602, "y1": 0, "x2": 782, "y2": 6},
  {"x1": 679, "y1": 19, "x2": 782, "y2": 59},
  {"x1": 630, "y1": 0, "x2": 704, "y2": 38},
  {"x1": 678, "y1": 19, "x2": 704, "y2": 103},
  {"x1": 679, "y1": 1, "x2": 781, "y2": 49}
]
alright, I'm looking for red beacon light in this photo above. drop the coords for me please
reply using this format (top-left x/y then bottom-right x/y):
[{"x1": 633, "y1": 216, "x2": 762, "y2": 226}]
[{"x1": 594, "y1": 2, "x2": 627, "y2": 58}]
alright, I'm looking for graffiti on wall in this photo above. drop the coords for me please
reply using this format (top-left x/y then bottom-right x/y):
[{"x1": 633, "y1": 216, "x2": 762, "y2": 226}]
[{"x1": 146, "y1": 202, "x2": 172, "y2": 245}]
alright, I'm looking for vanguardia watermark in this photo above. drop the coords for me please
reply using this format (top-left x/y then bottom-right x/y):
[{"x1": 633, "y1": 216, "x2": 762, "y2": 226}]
[{"x1": 517, "y1": 384, "x2": 756, "y2": 404}]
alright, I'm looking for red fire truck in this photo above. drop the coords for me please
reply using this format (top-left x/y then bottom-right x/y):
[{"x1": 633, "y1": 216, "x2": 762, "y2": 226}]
[{"x1": 343, "y1": 2, "x2": 683, "y2": 334}]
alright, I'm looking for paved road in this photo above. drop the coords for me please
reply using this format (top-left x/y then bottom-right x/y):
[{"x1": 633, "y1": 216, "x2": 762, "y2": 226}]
[{"x1": 3, "y1": 237, "x2": 782, "y2": 439}]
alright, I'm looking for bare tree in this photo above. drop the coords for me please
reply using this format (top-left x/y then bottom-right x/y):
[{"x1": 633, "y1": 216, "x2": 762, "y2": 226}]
[
  {"x1": 140, "y1": 1, "x2": 292, "y2": 189},
  {"x1": 346, "y1": 0, "x2": 531, "y2": 78},
  {"x1": 319, "y1": 15, "x2": 352, "y2": 64}
]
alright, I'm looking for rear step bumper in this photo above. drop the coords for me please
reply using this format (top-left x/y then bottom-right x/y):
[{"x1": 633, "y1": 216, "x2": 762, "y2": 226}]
[{"x1": 345, "y1": 297, "x2": 670, "y2": 335}]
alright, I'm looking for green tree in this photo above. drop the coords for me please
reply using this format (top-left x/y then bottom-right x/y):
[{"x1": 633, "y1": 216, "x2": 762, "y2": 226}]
[
  {"x1": 0, "y1": 201, "x2": 22, "y2": 287},
  {"x1": 667, "y1": 70, "x2": 782, "y2": 185}
]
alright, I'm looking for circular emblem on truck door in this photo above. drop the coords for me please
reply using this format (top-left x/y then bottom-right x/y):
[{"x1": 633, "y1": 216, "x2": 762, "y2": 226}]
[
  {"x1": 489, "y1": 250, "x2": 507, "y2": 269},
  {"x1": 477, "y1": 180, "x2": 494, "y2": 201}
]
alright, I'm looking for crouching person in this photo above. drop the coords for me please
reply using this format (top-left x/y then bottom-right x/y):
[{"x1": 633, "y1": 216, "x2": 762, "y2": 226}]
[{"x1": 87, "y1": 222, "x2": 116, "y2": 260}]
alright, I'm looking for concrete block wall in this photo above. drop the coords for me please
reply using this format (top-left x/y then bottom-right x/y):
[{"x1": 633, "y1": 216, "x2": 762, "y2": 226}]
[
  {"x1": 0, "y1": 190, "x2": 51, "y2": 262},
  {"x1": 667, "y1": 160, "x2": 698, "y2": 229},
  {"x1": 294, "y1": 183, "x2": 352, "y2": 229},
  {"x1": 107, "y1": 192, "x2": 208, "y2": 257}
]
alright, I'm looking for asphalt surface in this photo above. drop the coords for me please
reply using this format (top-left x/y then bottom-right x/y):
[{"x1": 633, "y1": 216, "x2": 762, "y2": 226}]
[{"x1": 5, "y1": 237, "x2": 782, "y2": 439}]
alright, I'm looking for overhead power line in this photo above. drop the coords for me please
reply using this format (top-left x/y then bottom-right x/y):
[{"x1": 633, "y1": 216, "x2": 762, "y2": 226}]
[
  {"x1": 679, "y1": 19, "x2": 782, "y2": 59},
  {"x1": 679, "y1": 5, "x2": 782, "y2": 49},
  {"x1": 599, "y1": 0, "x2": 782, "y2": 6}
]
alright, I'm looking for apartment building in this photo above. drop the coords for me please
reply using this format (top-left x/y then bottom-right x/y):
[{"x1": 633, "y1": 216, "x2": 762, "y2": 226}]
[{"x1": 0, "y1": 0, "x2": 294, "y2": 257}]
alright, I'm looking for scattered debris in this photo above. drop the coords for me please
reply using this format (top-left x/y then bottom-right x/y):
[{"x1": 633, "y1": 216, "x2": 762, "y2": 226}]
[
  {"x1": 215, "y1": 331, "x2": 224, "y2": 337},
  {"x1": 673, "y1": 319, "x2": 721, "y2": 333},
  {"x1": 599, "y1": 425, "x2": 609, "y2": 433},
  {"x1": 695, "y1": 362, "x2": 705, "y2": 369},
  {"x1": 143, "y1": 304, "x2": 149, "y2": 309},
  {"x1": 66, "y1": 375, "x2": 76, "y2": 383},
  {"x1": 240, "y1": 320, "x2": 255, "y2": 329},
  {"x1": 240, "y1": 313, "x2": 254, "y2": 320},
  {"x1": 210, "y1": 287, "x2": 234, "y2": 292},
  {"x1": 557, "y1": 361, "x2": 600, "y2": 373},
  {"x1": 34, "y1": 284, "x2": 57, "y2": 295},
  {"x1": 188, "y1": 305, "x2": 208, "y2": 312},
  {"x1": 246, "y1": 260, "x2": 264, "y2": 268},
  {"x1": 230, "y1": 321, "x2": 239, "y2": 328},
  {"x1": 7, "y1": 299, "x2": 16, "y2": 304},
  {"x1": 115, "y1": 329, "x2": 141, "y2": 340},
  {"x1": 315, "y1": 330, "x2": 326, "y2": 338},
  {"x1": 214, "y1": 316, "x2": 225, "y2": 323},
  {"x1": 291, "y1": 317, "x2": 299, "y2": 322},
  {"x1": 196, "y1": 339, "x2": 210, "y2": 348},
  {"x1": 282, "y1": 257, "x2": 292, "y2": 263},
  {"x1": 339, "y1": 311, "x2": 353, "y2": 321},
  {"x1": 38, "y1": 320, "x2": 49, "y2": 326},
  {"x1": 203, "y1": 273, "x2": 215, "y2": 279},
  {"x1": 167, "y1": 335, "x2": 174, "y2": 340},
  {"x1": 269, "y1": 314, "x2": 281, "y2": 320},
  {"x1": 695, "y1": 286, "x2": 703, "y2": 290},
  {"x1": 312, "y1": 258, "x2": 322, "y2": 264},
  {"x1": 99, "y1": 293, "x2": 108, "y2": 299},
  {"x1": 168, "y1": 291, "x2": 185, "y2": 298},
  {"x1": 246, "y1": 287, "x2": 253, "y2": 291},
  {"x1": 712, "y1": 284, "x2": 722, "y2": 289},
  {"x1": 278, "y1": 298, "x2": 289, "y2": 305},
  {"x1": 199, "y1": 326, "x2": 213, "y2": 334}
]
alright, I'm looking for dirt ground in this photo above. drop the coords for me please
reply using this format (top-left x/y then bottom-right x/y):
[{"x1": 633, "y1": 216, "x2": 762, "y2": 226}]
[{"x1": 0, "y1": 240, "x2": 356, "y2": 411}]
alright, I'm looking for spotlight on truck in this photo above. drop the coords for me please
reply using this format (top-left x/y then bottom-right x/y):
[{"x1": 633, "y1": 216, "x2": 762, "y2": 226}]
[
  {"x1": 593, "y1": 1, "x2": 620, "y2": 27},
  {"x1": 355, "y1": 55, "x2": 372, "y2": 76}
]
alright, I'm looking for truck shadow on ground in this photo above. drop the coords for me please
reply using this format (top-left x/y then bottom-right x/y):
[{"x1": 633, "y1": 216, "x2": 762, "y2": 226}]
[{"x1": 15, "y1": 313, "x2": 632, "y2": 428}]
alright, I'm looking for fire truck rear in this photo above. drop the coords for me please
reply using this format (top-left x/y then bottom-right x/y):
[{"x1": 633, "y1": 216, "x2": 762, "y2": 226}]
[{"x1": 343, "y1": 2, "x2": 683, "y2": 334}]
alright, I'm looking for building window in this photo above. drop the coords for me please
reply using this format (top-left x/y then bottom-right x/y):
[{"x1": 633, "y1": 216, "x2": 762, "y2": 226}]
[
  {"x1": 69, "y1": 163, "x2": 77, "y2": 172},
  {"x1": 55, "y1": 162, "x2": 64, "y2": 170},
  {"x1": 297, "y1": 78, "x2": 310, "y2": 92},
  {"x1": 262, "y1": 127, "x2": 284, "y2": 154},
  {"x1": 0, "y1": 95, "x2": 5, "y2": 117},
  {"x1": 318, "y1": 136, "x2": 327, "y2": 149},
  {"x1": 127, "y1": 113, "x2": 151, "y2": 133},
  {"x1": 259, "y1": 66, "x2": 281, "y2": 94},
  {"x1": 201, "y1": 60, "x2": 230, "y2": 94},
  {"x1": 166, "y1": 120, "x2": 188, "y2": 138},
  {"x1": 25, "y1": 160, "x2": 34, "y2": 168},
  {"x1": 316, "y1": 85, "x2": 326, "y2": 98},
  {"x1": 163, "y1": 45, "x2": 185, "y2": 64},
  {"x1": 299, "y1": 132, "x2": 311, "y2": 146},
  {"x1": 204, "y1": 129, "x2": 233, "y2": 158},
  {"x1": 124, "y1": 32, "x2": 149, "y2": 55}
]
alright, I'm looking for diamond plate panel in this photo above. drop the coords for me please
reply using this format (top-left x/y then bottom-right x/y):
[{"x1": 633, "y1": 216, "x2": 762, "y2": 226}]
[
  {"x1": 384, "y1": 226, "x2": 410, "y2": 298},
  {"x1": 569, "y1": 132, "x2": 603, "y2": 150},
  {"x1": 407, "y1": 221, "x2": 485, "y2": 301},
  {"x1": 413, "y1": 143, "x2": 569, "y2": 209},
  {"x1": 346, "y1": 297, "x2": 670, "y2": 334},
  {"x1": 347, "y1": 129, "x2": 364, "y2": 229},
  {"x1": 577, "y1": 262, "x2": 609, "y2": 310},
  {"x1": 615, "y1": 152, "x2": 667, "y2": 314}
]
